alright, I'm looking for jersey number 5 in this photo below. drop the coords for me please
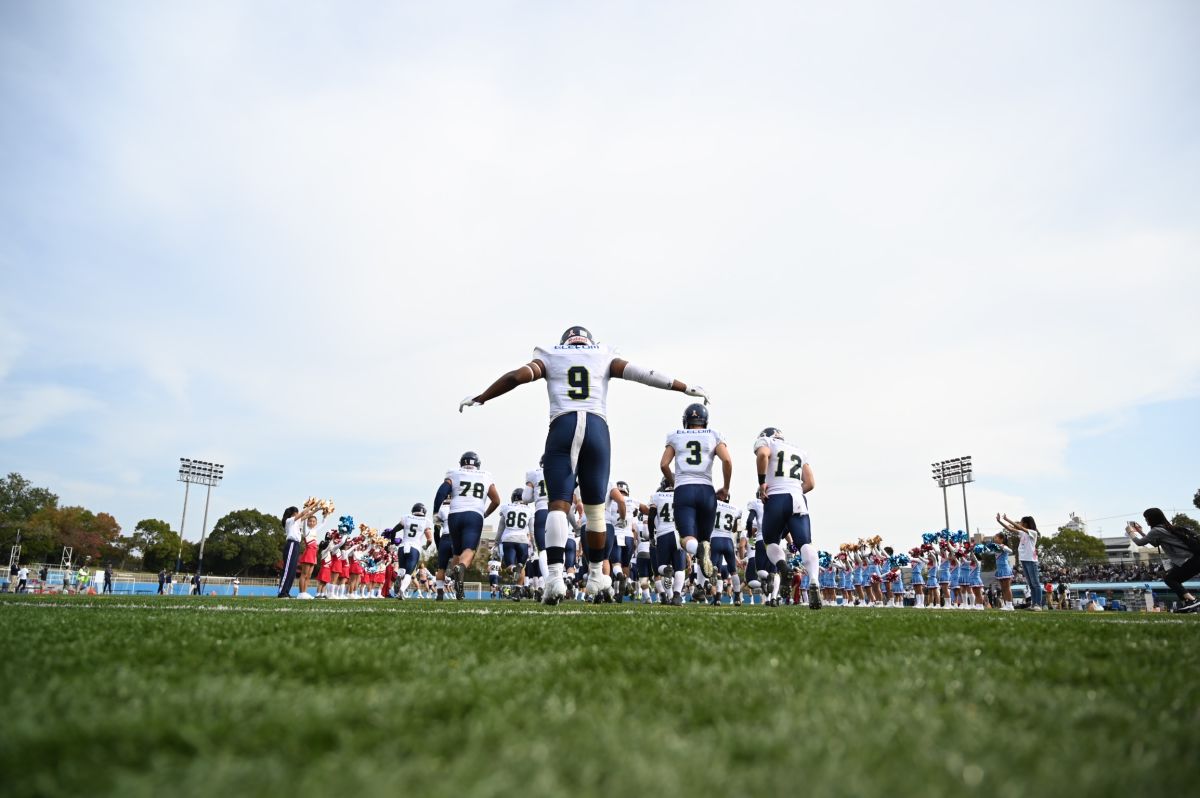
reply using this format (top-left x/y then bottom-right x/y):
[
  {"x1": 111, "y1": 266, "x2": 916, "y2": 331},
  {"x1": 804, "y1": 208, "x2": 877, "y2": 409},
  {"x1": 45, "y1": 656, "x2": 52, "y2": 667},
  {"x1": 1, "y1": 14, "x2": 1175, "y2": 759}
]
[
  {"x1": 567, "y1": 366, "x2": 590, "y2": 400},
  {"x1": 774, "y1": 452, "x2": 803, "y2": 479}
]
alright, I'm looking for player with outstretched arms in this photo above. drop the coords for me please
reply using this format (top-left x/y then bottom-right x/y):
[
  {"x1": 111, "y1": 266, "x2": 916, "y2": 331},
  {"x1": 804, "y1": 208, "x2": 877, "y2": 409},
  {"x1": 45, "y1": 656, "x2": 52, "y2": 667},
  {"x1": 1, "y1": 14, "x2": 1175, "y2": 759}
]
[
  {"x1": 432, "y1": 452, "x2": 502, "y2": 600},
  {"x1": 459, "y1": 325, "x2": 709, "y2": 605},
  {"x1": 754, "y1": 427, "x2": 820, "y2": 609},
  {"x1": 659, "y1": 403, "x2": 732, "y2": 599}
]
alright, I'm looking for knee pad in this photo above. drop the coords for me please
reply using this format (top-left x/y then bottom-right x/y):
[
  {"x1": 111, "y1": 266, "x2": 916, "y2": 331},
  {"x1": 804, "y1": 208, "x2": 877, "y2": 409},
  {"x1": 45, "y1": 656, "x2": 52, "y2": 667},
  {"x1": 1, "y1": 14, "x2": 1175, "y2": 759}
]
[
  {"x1": 767, "y1": 543, "x2": 785, "y2": 564},
  {"x1": 584, "y1": 504, "x2": 605, "y2": 536}
]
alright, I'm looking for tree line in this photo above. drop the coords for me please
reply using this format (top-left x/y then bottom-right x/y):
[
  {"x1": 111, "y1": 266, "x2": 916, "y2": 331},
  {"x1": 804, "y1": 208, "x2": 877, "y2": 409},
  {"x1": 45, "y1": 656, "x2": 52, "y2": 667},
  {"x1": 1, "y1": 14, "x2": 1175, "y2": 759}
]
[{"x1": 0, "y1": 472, "x2": 286, "y2": 577}]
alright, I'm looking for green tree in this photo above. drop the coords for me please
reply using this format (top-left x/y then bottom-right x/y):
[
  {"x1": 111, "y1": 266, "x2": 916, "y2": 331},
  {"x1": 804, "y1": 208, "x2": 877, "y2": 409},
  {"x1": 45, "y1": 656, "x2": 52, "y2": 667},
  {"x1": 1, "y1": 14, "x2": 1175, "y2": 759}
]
[
  {"x1": 1193, "y1": 489, "x2": 1199, "y2": 511},
  {"x1": 1171, "y1": 513, "x2": 1199, "y2": 535},
  {"x1": 28, "y1": 506, "x2": 123, "y2": 564},
  {"x1": 0, "y1": 472, "x2": 59, "y2": 553},
  {"x1": 131, "y1": 518, "x2": 185, "y2": 573},
  {"x1": 1039, "y1": 525, "x2": 1107, "y2": 569},
  {"x1": 202, "y1": 509, "x2": 284, "y2": 576}
]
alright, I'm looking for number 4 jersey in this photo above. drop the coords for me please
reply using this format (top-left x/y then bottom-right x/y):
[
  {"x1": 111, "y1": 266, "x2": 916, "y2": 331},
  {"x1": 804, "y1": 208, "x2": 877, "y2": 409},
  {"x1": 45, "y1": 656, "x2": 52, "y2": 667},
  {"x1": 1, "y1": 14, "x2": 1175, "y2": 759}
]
[
  {"x1": 444, "y1": 467, "x2": 495, "y2": 516},
  {"x1": 533, "y1": 343, "x2": 616, "y2": 420},
  {"x1": 753, "y1": 435, "x2": 810, "y2": 515}
]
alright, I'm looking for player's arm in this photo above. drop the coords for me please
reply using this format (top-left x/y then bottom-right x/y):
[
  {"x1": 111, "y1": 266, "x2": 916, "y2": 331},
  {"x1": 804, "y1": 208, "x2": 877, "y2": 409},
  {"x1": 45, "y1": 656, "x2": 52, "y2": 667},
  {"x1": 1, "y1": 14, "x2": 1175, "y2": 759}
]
[
  {"x1": 484, "y1": 484, "x2": 501, "y2": 518},
  {"x1": 714, "y1": 442, "x2": 732, "y2": 501},
  {"x1": 609, "y1": 359, "x2": 709, "y2": 404},
  {"x1": 646, "y1": 506, "x2": 657, "y2": 537},
  {"x1": 460, "y1": 359, "x2": 546, "y2": 412},
  {"x1": 433, "y1": 478, "x2": 453, "y2": 514},
  {"x1": 522, "y1": 479, "x2": 535, "y2": 503},
  {"x1": 609, "y1": 486, "x2": 627, "y2": 525},
  {"x1": 801, "y1": 463, "x2": 815, "y2": 494},
  {"x1": 755, "y1": 445, "x2": 771, "y2": 500},
  {"x1": 659, "y1": 446, "x2": 675, "y2": 486}
]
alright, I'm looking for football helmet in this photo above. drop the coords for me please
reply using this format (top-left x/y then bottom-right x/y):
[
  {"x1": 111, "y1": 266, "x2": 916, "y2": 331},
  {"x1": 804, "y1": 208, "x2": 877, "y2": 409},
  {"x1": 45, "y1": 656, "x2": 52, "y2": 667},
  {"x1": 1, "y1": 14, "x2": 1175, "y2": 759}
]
[
  {"x1": 411, "y1": 503, "x2": 426, "y2": 516},
  {"x1": 459, "y1": 451, "x2": 481, "y2": 468},
  {"x1": 511, "y1": 488, "x2": 523, "y2": 503},
  {"x1": 616, "y1": 480, "x2": 630, "y2": 496},
  {"x1": 560, "y1": 325, "x2": 594, "y2": 346},
  {"x1": 682, "y1": 403, "x2": 709, "y2": 428}
]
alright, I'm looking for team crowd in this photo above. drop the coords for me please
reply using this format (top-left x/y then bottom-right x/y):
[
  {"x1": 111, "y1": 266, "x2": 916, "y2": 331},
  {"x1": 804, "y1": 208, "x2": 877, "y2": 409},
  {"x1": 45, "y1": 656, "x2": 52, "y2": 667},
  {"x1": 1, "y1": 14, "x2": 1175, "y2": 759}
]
[{"x1": 273, "y1": 325, "x2": 1199, "y2": 615}]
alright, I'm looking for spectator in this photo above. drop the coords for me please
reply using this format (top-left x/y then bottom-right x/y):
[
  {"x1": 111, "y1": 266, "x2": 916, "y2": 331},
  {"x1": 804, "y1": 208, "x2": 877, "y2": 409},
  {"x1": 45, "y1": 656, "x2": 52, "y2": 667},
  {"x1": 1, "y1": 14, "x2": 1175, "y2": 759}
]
[
  {"x1": 158, "y1": 569, "x2": 166, "y2": 595},
  {"x1": 998, "y1": 513, "x2": 1042, "y2": 611},
  {"x1": 38, "y1": 565, "x2": 48, "y2": 586},
  {"x1": 15, "y1": 564, "x2": 29, "y2": 593},
  {"x1": 191, "y1": 572, "x2": 201, "y2": 596},
  {"x1": 165, "y1": 571, "x2": 174, "y2": 594},
  {"x1": 103, "y1": 563, "x2": 114, "y2": 594},
  {"x1": 232, "y1": 576, "x2": 240, "y2": 596},
  {"x1": 1126, "y1": 508, "x2": 1200, "y2": 613}
]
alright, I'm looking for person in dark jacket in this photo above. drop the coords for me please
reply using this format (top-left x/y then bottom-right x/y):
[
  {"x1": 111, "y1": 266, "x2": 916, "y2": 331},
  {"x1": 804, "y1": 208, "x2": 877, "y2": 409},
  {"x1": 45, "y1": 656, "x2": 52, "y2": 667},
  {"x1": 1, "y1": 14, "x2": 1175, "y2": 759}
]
[{"x1": 1127, "y1": 507, "x2": 1200, "y2": 613}]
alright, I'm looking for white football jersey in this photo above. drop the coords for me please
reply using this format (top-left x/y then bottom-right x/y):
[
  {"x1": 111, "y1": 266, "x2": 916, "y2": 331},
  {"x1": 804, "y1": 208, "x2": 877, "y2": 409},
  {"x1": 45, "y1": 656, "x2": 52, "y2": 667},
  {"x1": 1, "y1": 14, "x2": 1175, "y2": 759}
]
[
  {"x1": 745, "y1": 499, "x2": 764, "y2": 535},
  {"x1": 753, "y1": 435, "x2": 809, "y2": 513},
  {"x1": 532, "y1": 343, "x2": 616, "y2": 420},
  {"x1": 665, "y1": 428, "x2": 726, "y2": 488},
  {"x1": 399, "y1": 513, "x2": 432, "y2": 552},
  {"x1": 649, "y1": 490, "x2": 677, "y2": 536},
  {"x1": 712, "y1": 500, "x2": 741, "y2": 540},
  {"x1": 636, "y1": 516, "x2": 652, "y2": 554},
  {"x1": 497, "y1": 502, "x2": 532, "y2": 543},
  {"x1": 444, "y1": 466, "x2": 495, "y2": 517},
  {"x1": 605, "y1": 485, "x2": 624, "y2": 526},
  {"x1": 487, "y1": 560, "x2": 501, "y2": 576},
  {"x1": 525, "y1": 468, "x2": 549, "y2": 511}
]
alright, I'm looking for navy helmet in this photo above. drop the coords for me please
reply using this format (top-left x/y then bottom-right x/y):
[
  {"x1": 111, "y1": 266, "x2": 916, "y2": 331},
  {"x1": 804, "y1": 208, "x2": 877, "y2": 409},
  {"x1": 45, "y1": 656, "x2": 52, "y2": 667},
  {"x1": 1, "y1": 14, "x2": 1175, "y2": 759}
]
[
  {"x1": 658, "y1": 477, "x2": 673, "y2": 492},
  {"x1": 616, "y1": 480, "x2": 630, "y2": 496},
  {"x1": 759, "y1": 427, "x2": 784, "y2": 441},
  {"x1": 411, "y1": 502, "x2": 426, "y2": 516},
  {"x1": 511, "y1": 488, "x2": 523, "y2": 503},
  {"x1": 560, "y1": 325, "x2": 594, "y2": 346},
  {"x1": 683, "y1": 403, "x2": 709, "y2": 428},
  {"x1": 460, "y1": 451, "x2": 481, "y2": 468}
]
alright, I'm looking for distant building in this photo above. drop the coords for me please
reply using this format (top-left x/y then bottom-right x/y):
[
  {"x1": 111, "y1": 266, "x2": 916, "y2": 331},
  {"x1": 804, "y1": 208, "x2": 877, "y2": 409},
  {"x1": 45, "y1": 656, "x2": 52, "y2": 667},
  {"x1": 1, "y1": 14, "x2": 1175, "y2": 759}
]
[
  {"x1": 1102, "y1": 536, "x2": 1141, "y2": 565},
  {"x1": 1063, "y1": 512, "x2": 1086, "y2": 534}
]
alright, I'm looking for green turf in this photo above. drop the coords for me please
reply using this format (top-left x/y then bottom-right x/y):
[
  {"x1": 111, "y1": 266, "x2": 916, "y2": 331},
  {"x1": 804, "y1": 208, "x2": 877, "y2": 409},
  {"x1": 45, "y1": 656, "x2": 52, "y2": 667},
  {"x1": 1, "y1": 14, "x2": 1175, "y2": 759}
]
[{"x1": 1, "y1": 596, "x2": 1197, "y2": 798}]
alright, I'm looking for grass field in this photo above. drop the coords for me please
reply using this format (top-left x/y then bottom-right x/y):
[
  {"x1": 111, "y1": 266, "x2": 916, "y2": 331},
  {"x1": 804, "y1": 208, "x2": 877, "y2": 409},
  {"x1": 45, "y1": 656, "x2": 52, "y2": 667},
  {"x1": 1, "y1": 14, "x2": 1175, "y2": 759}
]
[{"x1": 1, "y1": 595, "x2": 1198, "y2": 798}]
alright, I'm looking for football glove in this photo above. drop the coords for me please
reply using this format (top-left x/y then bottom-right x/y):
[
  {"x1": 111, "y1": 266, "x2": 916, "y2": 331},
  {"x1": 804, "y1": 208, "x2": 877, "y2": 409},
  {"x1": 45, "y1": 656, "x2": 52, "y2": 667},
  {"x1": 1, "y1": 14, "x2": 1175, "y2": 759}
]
[
  {"x1": 458, "y1": 395, "x2": 482, "y2": 413},
  {"x1": 684, "y1": 385, "x2": 710, "y2": 405}
]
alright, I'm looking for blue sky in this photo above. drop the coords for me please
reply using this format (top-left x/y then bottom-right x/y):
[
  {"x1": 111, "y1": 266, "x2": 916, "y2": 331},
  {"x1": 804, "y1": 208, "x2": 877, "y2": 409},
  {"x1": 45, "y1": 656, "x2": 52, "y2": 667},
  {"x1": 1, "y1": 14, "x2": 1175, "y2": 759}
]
[{"x1": 2, "y1": 1, "x2": 1198, "y2": 549}]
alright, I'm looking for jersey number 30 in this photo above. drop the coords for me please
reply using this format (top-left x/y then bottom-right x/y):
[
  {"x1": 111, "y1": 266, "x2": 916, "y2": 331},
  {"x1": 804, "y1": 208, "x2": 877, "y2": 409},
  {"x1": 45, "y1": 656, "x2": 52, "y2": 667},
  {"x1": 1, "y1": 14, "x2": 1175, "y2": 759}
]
[{"x1": 567, "y1": 366, "x2": 590, "y2": 400}]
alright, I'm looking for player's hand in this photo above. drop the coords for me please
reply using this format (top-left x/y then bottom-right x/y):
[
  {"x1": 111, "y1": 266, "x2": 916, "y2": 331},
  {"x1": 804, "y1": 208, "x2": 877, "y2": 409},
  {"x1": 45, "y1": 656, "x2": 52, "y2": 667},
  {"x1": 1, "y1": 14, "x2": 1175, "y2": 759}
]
[
  {"x1": 716, "y1": 487, "x2": 730, "y2": 502},
  {"x1": 684, "y1": 385, "x2": 710, "y2": 405},
  {"x1": 758, "y1": 483, "x2": 768, "y2": 501},
  {"x1": 616, "y1": 518, "x2": 628, "y2": 529},
  {"x1": 459, "y1": 395, "x2": 482, "y2": 413}
]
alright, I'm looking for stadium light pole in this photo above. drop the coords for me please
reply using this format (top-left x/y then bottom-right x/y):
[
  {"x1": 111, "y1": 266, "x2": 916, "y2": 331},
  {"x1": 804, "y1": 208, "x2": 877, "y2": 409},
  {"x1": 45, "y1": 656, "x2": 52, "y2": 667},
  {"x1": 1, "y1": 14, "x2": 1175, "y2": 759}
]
[
  {"x1": 932, "y1": 456, "x2": 974, "y2": 533},
  {"x1": 177, "y1": 459, "x2": 224, "y2": 591}
]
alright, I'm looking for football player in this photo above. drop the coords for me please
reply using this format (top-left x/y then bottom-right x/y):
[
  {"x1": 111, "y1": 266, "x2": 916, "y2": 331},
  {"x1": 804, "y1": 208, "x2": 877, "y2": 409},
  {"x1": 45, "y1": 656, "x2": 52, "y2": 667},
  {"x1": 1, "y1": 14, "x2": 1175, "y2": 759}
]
[
  {"x1": 432, "y1": 451, "x2": 502, "y2": 600},
  {"x1": 753, "y1": 427, "x2": 820, "y2": 609},
  {"x1": 389, "y1": 503, "x2": 432, "y2": 601},
  {"x1": 710, "y1": 496, "x2": 742, "y2": 605},
  {"x1": 459, "y1": 325, "x2": 708, "y2": 605},
  {"x1": 433, "y1": 496, "x2": 453, "y2": 600},
  {"x1": 524, "y1": 458, "x2": 550, "y2": 590},
  {"x1": 659, "y1": 403, "x2": 732, "y2": 600},
  {"x1": 497, "y1": 489, "x2": 533, "y2": 590},
  {"x1": 648, "y1": 478, "x2": 685, "y2": 605}
]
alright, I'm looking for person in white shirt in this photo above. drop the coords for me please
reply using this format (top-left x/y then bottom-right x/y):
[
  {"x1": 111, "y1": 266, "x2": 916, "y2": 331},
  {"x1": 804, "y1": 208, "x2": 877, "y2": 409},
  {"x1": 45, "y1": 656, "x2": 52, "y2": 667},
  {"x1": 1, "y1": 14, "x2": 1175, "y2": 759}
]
[
  {"x1": 754, "y1": 427, "x2": 820, "y2": 609},
  {"x1": 458, "y1": 325, "x2": 708, "y2": 605},
  {"x1": 660, "y1": 404, "x2": 732, "y2": 598},
  {"x1": 432, "y1": 452, "x2": 501, "y2": 600},
  {"x1": 996, "y1": 513, "x2": 1042, "y2": 610},
  {"x1": 277, "y1": 502, "x2": 320, "y2": 598}
]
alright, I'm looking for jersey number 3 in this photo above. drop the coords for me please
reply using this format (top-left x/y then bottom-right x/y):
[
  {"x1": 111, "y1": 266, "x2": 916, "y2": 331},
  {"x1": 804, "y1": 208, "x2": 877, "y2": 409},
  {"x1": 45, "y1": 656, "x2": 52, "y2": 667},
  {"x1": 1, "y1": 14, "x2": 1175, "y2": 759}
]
[
  {"x1": 685, "y1": 440, "x2": 703, "y2": 465},
  {"x1": 567, "y1": 366, "x2": 590, "y2": 400}
]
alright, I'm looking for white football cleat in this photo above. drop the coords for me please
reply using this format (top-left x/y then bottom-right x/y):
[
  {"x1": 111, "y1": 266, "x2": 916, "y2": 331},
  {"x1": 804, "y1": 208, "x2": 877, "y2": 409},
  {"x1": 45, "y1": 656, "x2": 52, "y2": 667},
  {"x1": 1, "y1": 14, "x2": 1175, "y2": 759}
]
[
  {"x1": 296, "y1": 592, "x2": 314, "y2": 600},
  {"x1": 586, "y1": 573, "x2": 612, "y2": 598},
  {"x1": 542, "y1": 577, "x2": 568, "y2": 605}
]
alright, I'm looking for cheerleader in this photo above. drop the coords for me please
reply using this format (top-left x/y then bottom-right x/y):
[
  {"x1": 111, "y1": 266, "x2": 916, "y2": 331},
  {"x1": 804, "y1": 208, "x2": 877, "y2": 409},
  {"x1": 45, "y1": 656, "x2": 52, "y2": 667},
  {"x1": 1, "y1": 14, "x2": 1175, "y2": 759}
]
[
  {"x1": 415, "y1": 564, "x2": 432, "y2": 598},
  {"x1": 937, "y1": 543, "x2": 953, "y2": 607},
  {"x1": 851, "y1": 548, "x2": 867, "y2": 606},
  {"x1": 968, "y1": 546, "x2": 986, "y2": 609},
  {"x1": 923, "y1": 548, "x2": 940, "y2": 608},
  {"x1": 866, "y1": 540, "x2": 885, "y2": 606},
  {"x1": 992, "y1": 533, "x2": 1015, "y2": 610},
  {"x1": 909, "y1": 547, "x2": 925, "y2": 607},
  {"x1": 297, "y1": 504, "x2": 334, "y2": 599},
  {"x1": 315, "y1": 531, "x2": 336, "y2": 598}
]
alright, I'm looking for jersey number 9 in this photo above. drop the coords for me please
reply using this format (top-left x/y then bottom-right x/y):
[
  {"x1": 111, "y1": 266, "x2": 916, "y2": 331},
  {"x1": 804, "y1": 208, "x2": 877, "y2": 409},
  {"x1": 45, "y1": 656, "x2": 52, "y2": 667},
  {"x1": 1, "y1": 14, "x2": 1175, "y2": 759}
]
[{"x1": 567, "y1": 366, "x2": 590, "y2": 400}]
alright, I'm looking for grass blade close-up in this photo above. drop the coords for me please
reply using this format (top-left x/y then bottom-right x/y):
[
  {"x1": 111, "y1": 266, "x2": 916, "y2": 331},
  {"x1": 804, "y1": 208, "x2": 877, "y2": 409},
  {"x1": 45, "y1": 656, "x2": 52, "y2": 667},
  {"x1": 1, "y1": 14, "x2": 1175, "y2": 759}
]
[{"x1": 1, "y1": 596, "x2": 1197, "y2": 798}]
